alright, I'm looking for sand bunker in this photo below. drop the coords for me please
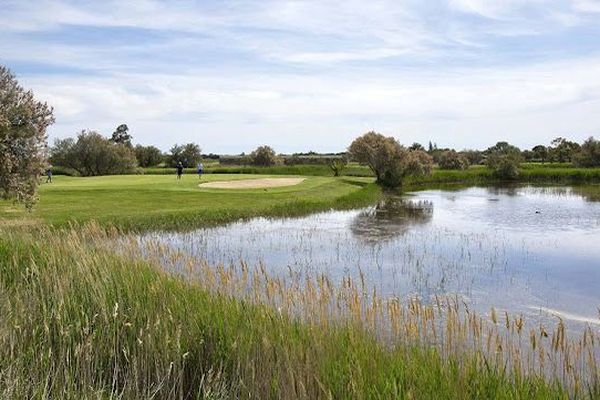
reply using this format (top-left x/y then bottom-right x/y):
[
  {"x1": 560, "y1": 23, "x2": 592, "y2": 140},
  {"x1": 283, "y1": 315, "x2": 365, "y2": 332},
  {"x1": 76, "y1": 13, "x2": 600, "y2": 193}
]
[{"x1": 199, "y1": 177, "x2": 305, "y2": 189}]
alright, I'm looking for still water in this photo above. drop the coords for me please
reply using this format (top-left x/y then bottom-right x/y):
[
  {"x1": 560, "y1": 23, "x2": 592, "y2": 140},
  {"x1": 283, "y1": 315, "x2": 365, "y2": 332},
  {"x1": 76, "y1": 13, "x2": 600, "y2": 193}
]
[{"x1": 141, "y1": 185, "x2": 600, "y2": 329}]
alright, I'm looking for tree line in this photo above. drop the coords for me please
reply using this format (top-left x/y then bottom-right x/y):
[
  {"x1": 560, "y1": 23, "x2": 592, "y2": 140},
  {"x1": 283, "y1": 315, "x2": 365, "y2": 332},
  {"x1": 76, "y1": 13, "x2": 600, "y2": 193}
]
[{"x1": 2, "y1": 64, "x2": 600, "y2": 208}]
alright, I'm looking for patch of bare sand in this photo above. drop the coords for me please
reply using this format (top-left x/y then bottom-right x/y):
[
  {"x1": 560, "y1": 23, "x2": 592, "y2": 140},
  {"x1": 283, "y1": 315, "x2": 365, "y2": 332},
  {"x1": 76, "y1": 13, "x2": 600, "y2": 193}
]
[{"x1": 199, "y1": 177, "x2": 305, "y2": 189}]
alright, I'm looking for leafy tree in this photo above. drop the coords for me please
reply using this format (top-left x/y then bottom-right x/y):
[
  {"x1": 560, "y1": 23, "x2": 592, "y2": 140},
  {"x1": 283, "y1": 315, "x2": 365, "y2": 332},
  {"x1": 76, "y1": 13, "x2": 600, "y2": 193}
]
[
  {"x1": 531, "y1": 145, "x2": 549, "y2": 163},
  {"x1": 484, "y1": 141, "x2": 523, "y2": 179},
  {"x1": 550, "y1": 137, "x2": 580, "y2": 163},
  {"x1": 134, "y1": 144, "x2": 163, "y2": 167},
  {"x1": 409, "y1": 142, "x2": 425, "y2": 151},
  {"x1": 249, "y1": 145, "x2": 279, "y2": 166},
  {"x1": 167, "y1": 143, "x2": 202, "y2": 167},
  {"x1": 573, "y1": 137, "x2": 600, "y2": 167},
  {"x1": 110, "y1": 124, "x2": 132, "y2": 147},
  {"x1": 348, "y1": 131, "x2": 432, "y2": 188},
  {"x1": 0, "y1": 66, "x2": 54, "y2": 209},
  {"x1": 50, "y1": 130, "x2": 137, "y2": 176},
  {"x1": 438, "y1": 150, "x2": 470, "y2": 170}
]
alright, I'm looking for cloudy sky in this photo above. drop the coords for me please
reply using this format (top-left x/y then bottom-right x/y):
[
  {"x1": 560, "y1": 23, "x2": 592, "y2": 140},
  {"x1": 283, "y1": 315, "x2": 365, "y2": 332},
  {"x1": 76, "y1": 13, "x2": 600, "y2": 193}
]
[{"x1": 2, "y1": 0, "x2": 600, "y2": 153}]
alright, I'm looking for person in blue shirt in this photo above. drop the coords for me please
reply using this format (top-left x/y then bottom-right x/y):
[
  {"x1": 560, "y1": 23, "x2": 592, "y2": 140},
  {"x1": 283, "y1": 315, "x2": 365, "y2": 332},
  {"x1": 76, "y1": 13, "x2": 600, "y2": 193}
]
[
  {"x1": 197, "y1": 162, "x2": 204, "y2": 180},
  {"x1": 45, "y1": 166, "x2": 52, "y2": 183}
]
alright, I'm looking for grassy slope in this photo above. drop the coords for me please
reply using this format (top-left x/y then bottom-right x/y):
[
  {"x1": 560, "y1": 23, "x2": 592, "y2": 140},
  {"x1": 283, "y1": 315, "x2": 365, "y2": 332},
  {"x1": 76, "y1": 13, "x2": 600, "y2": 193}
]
[
  {"x1": 0, "y1": 174, "x2": 379, "y2": 231},
  {"x1": 0, "y1": 228, "x2": 566, "y2": 399}
]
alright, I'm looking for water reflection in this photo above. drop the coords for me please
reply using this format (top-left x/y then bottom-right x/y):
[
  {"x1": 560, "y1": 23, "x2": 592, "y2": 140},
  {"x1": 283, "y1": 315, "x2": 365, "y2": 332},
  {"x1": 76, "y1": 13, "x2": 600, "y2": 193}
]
[
  {"x1": 138, "y1": 185, "x2": 600, "y2": 332},
  {"x1": 350, "y1": 197, "x2": 433, "y2": 242}
]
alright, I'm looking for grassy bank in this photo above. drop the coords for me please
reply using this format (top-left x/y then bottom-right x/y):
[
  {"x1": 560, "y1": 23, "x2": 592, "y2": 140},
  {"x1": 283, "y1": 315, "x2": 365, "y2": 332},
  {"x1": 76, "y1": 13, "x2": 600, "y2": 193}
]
[
  {"x1": 0, "y1": 174, "x2": 380, "y2": 231},
  {"x1": 0, "y1": 226, "x2": 576, "y2": 399}
]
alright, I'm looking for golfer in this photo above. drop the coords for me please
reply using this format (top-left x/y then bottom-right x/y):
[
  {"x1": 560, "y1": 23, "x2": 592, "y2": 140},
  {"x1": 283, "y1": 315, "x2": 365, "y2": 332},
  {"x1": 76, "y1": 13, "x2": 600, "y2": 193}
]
[
  {"x1": 197, "y1": 162, "x2": 204, "y2": 179},
  {"x1": 176, "y1": 161, "x2": 184, "y2": 180},
  {"x1": 45, "y1": 166, "x2": 52, "y2": 183}
]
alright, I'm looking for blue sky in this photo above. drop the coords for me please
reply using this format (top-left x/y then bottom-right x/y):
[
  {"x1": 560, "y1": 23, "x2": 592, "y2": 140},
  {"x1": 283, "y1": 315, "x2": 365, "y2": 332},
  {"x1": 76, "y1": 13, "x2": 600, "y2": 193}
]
[{"x1": 2, "y1": 0, "x2": 600, "y2": 153}]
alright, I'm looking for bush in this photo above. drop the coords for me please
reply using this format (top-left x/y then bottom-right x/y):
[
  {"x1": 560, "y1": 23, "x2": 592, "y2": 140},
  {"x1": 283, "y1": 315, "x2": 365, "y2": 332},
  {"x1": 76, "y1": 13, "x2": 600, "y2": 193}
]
[
  {"x1": 249, "y1": 145, "x2": 279, "y2": 166},
  {"x1": 50, "y1": 130, "x2": 137, "y2": 176},
  {"x1": 348, "y1": 131, "x2": 433, "y2": 188},
  {"x1": 438, "y1": 150, "x2": 469, "y2": 170},
  {"x1": 574, "y1": 137, "x2": 600, "y2": 167}
]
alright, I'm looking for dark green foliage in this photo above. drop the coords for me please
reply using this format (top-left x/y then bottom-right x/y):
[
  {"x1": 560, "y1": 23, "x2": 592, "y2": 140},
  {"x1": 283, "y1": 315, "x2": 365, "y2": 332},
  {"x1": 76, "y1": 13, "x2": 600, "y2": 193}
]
[
  {"x1": 110, "y1": 123, "x2": 132, "y2": 147},
  {"x1": 573, "y1": 137, "x2": 600, "y2": 167},
  {"x1": 485, "y1": 142, "x2": 523, "y2": 180},
  {"x1": 134, "y1": 144, "x2": 163, "y2": 167},
  {"x1": 50, "y1": 130, "x2": 137, "y2": 176},
  {"x1": 167, "y1": 143, "x2": 202, "y2": 167}
]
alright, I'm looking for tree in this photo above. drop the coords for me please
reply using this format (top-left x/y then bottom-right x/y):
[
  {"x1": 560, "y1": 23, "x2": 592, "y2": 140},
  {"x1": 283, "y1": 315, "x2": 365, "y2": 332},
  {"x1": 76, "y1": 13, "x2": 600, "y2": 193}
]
[
  {"x1": 134, "y1": 144, "x2": 163, "y2": 167},
  {"x1": 409, "y1": 142, "x2": 425, "y2": 151},
  {"x1": 167, "y1": 143, "x2": 202, "y2": 167},
  {"x1": 50, "y1": 130, "x2": 137, "y2": 176},
  {"x1": 460, "y1": 149, "x2": 484, "y2": 165},
  {"x1": 484, "y1": 141, "x2": 523, "y2": 179},
  {"x1": 0, "y1": 66, "x2": 54, "y2": 209},
  {"x1": 531, "y1": 145, "x2": 549, "y2": 163},
  {"x1": 438, "y1": 150, "x2": 470, "y2": 170},
  {"x1": 573, "y1": 137, "x2": 600, "y2": 167},
  {"x1": 348, "y1": 131, "x2": 433, "y2": 188},
  {"x1": 249, "y1": 145, "x2": 279, "y2": 166},
  {"x1": 110, "y1": 124, "x2": 132, "y2": 147},
  {"x1": 328, "y1": 156, "x2": 348, "y2": 177},
  {"x1": 550, "y1": 137, "x2": 580, "y2": 163}
]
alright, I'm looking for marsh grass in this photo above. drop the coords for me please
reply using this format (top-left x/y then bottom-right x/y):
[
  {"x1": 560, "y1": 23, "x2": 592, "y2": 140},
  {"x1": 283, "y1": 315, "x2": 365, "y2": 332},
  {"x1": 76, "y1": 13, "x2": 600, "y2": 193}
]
[{"x1": 1, "y1": 224, "x2": 597, "y2": 399}]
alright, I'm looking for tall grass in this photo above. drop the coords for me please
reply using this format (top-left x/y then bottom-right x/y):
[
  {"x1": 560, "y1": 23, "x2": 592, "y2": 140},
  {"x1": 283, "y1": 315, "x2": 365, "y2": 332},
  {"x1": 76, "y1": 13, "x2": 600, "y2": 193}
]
[{"x1": 1, "y1": 224, "x2": 597, "y2": 398}]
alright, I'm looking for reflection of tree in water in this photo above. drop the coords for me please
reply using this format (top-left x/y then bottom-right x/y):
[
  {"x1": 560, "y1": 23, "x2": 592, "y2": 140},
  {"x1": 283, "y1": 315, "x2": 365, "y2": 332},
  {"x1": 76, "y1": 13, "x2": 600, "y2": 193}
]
[{"x1": 350, "y1": 197, "x2": 433, "y2": 242}]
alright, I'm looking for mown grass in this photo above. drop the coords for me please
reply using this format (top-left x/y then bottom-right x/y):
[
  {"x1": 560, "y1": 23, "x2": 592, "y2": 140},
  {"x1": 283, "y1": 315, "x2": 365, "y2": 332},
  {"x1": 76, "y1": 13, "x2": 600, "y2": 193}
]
[
  {"x1": 0, "y1": 174, "x2": 380, "y2": 231},
  {"x1": 143, "y1": 163, "x2": 600, "y2": 186},
  {"x1": 143, "y1": 163, "x2": 373, "y2": 177},
  {"x1": 0, "y1": 225, "x2": 574, "y2": 399}
]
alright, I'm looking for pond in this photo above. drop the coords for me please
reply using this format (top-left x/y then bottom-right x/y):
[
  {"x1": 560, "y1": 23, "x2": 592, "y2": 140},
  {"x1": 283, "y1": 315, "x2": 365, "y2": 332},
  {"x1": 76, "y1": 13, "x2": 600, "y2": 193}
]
[{"x1": 140, "y1": 185, "x2": 600, "y2": 331}]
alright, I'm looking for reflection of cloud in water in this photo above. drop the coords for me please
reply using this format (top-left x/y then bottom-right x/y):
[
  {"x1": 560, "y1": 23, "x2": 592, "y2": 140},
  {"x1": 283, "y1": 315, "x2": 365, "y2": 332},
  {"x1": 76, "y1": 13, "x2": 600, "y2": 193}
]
[{"x1": 350, "y1": 197, "x2": 433, "y2": 242}]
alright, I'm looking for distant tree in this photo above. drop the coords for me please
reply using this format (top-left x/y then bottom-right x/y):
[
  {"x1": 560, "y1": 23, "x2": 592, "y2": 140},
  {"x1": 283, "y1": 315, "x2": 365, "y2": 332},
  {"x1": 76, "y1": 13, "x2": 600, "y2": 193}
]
[
  {"x1": 249, "y1": 145, "x2": 279, "y2": 166},
  {"x1": 409, "y1": 142, "x2": 425, "y2": 151},
  {"x1": 550, "y1": 137, "x2": 580, "y2": 163},
  {"x1": 484, "y1": 141, "x2": 523, "y2": 179},
  {"x1": 427, "y1": 141, "x2": 434, "y2": 153},
  {"x1": 348, "y1": 131, "x2": 432, "y2": 188},
  {"x1": 110, "y1": 124, "x2": 132, "y2": 147},
  {"x1": 0, "y1": 66, "x2": 54, "y2": 209},
  {"x1": 460, "y1": 149, "x2": 484, "y2": 165},
  {"x1": 531, "y1": 145, "x2": 549, "y2": 163},
  {"x1": 573, "y1": 137, "x2": 600, "y2": 167},
  {"x1": 134, "y1": 144, "x2": 163, "y2": 167},
  {"x1": 50, "y1": 130, "x2": 137, "y2": 176},
  {"x1": 167, "y1": 143, "x2": 202, "y2": 167},
  {"x1": 328, "y1": 156, "x2": 348, "y2": 177},
  {"x1": 438, "y1": 150, "x2": 470, "y2": 170}
]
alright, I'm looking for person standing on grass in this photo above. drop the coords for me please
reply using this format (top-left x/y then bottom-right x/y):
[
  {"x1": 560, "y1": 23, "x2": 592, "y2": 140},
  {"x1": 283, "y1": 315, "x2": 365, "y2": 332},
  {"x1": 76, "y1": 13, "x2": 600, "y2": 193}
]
[
  {"x1": 45, "y1": 166, "x2": 52, "y2": 183},
  {"x1": 197, "y1": 162, "x2": 204, "y2": 179},
  {"x1": 176, "y1": 161, "x2": 184, "y2": 180}
]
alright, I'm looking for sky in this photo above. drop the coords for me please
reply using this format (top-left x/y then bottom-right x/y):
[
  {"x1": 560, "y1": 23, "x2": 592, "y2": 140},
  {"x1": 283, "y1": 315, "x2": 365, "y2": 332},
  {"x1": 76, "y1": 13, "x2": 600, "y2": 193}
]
[{"x1": 2, "y1": 0, "x2": 600, "y2": 154}]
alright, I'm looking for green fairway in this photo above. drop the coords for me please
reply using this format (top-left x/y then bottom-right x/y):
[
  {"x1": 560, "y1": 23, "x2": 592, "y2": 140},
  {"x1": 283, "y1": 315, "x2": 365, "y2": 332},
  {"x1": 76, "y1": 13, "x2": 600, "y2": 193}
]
[{"x1": 0, "y1": 174, "x2": 379, "y2": 231}]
